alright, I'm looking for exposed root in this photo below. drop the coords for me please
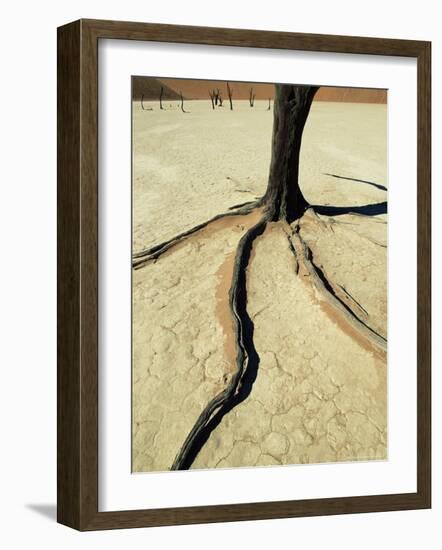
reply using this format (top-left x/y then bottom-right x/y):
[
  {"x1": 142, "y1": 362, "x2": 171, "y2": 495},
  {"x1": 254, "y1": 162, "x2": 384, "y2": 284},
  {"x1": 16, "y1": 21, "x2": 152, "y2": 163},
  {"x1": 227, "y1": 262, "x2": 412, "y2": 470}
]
[
  {"x1": 138, "y1": 199, "x2": 386, "y2": 469},
  {"x1": 337, "y1": 283, "x2": 369, "y2": 316},
  {"x1": 228, "y1": 200, "x2": 258, "y2": 210},
  {"x1": 171, "y1": 214, "x2": 269, "y2": 470},
  {"x1": 133, "y1": 202, "x2": 260, "y2": 269},
  {"x1": 286, "y1": 221, "x2": 387, "y2": 355},
  {"x1": 285, "y1": 231, "x2": 299, "y2": 275}
]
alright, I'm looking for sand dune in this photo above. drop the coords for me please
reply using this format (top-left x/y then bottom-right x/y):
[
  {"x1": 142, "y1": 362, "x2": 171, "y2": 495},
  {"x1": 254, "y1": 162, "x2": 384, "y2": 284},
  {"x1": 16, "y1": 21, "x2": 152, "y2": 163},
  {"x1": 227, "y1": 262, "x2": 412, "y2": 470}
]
[
  {"x1": 132, "y1": 76, "x2": 180, "y2": 101},
  {"x1": 153, "y1": 77, "x2": 387, "y2": 103}
]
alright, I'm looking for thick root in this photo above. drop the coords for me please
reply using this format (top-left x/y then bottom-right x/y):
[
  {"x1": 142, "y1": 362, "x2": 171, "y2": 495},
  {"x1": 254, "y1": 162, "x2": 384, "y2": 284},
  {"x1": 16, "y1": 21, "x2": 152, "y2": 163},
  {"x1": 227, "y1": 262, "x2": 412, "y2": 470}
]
[
  {"x1": 170, "y1": 214, "x2": 268, "y2": 470},
  {"x1": 287, "y1": 221, "x2": 387, "y2": 355},
  {"x1": 133, "y1": 202, "x2": 260, "y2": 269}
]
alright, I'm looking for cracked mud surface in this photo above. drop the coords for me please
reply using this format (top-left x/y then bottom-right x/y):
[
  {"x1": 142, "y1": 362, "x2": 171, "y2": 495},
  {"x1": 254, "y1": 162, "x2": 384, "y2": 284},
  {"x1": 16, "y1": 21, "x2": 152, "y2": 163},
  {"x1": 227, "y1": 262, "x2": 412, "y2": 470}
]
[
  {"x1": 132, "y1": 101, "x2": 271, "y2": 253},
  {"x1": 299, "y1": 210, "x2": 387, "y2": 340},
  {"x1": 192, "y1": 224, "x2": 386, "y2": 469},
  {"x1": 132, "y1": 100, "x2": 387, "y2": 472},
  {"x1": 132, "y1": 211, "x2": 261, "y2": 471}
]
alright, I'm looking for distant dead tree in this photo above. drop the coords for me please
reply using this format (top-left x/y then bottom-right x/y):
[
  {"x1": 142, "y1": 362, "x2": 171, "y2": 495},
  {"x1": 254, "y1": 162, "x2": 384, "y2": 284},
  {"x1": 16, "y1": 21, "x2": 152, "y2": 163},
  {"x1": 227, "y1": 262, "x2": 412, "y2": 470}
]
[
  {"x1": 209, "y1": 90, "x2": 215, "y2": 109},
  {"x1": 159, "y1": 86, "x2": 164, "y2": 110},
  {"x1": 180, "y1": 91, "x2": 189, "y2": 113},
  {"x1": 209, "y1": 88, "x2": 224, "y2": 108},
  {"x1": 267, "y1": 98, "x2": 271, "y2": 110},
  {"x1": 141, "y1": 94, "x2": 153, "y2": 111},
  {"x1": 249, "y1": 87, "x2": 255, "y2": 107},
  {"x1": 227, "y1": 82, "x2": 233, "y2": 110}
]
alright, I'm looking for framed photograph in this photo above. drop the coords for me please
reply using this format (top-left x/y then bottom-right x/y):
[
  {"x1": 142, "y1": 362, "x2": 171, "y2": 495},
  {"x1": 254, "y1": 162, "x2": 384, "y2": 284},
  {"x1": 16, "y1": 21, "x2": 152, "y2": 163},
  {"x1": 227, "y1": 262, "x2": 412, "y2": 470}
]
[{"x1": 57, "y1": 19, "x2": 431, "y2": 530}]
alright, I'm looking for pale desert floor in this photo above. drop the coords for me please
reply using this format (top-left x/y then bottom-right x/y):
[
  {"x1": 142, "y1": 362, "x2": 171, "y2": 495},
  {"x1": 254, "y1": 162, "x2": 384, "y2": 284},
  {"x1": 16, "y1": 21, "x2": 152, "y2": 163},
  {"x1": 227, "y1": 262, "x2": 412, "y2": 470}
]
[{"x1": 132, "y1": 99, "x2": 387, "y2": 472}]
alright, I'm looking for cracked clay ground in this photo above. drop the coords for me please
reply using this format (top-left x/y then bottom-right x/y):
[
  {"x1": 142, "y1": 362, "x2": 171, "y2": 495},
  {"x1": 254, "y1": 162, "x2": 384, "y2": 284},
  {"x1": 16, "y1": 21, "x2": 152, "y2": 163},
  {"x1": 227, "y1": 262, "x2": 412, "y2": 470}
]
[{"x1": 132, "y1": 100, "x2": 387, "y2": 472}]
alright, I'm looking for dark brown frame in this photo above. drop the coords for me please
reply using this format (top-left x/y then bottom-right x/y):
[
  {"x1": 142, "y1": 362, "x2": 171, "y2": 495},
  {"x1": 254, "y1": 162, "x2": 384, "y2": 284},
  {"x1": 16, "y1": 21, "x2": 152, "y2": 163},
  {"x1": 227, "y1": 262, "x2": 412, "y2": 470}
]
[{"x1": 57, "y1": 18, "x2": 431, "y2": 531}]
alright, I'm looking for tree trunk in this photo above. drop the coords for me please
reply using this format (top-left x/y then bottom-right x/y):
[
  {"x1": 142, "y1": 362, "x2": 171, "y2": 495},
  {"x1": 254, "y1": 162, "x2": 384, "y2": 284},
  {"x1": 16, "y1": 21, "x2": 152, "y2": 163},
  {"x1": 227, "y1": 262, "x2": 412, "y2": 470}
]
[
  {"x1": 249, "y1": 87, "x2": 254, "y2": 107},
  {"x1": 227, "y1": 82, "x2": 233, "y2": 110},
  {"x1": 261, "y1": 84, "x2": 318, "y2": 222},
  {"x1": 180, "y1": 91, "x2": 188, "y2": 113}
]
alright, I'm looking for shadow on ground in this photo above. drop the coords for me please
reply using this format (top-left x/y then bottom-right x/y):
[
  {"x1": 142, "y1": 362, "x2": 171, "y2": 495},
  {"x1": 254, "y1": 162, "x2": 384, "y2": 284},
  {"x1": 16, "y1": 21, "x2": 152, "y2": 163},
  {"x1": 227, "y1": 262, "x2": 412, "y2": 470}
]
[
  {"x1": 313, "y1": 201, "x2": 387, "y2": 217},
  {"x1": 324, "y1": 173, "x2": 387, "y2": 192},
  {"x1": 26, "y1": 504, "x2": 57, "y2": 521}
]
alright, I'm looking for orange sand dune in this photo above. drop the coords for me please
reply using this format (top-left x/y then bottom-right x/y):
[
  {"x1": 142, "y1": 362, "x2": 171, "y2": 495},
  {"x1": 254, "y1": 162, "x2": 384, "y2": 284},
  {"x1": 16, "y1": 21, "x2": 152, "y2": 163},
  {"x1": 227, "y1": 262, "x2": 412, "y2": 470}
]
[
  {"x1": 132, "y1": 76, "x2": 180, "y2": 101},
  {"x1": 158, "y1": 78, "x2": 387, "y2": 104},
  {"x1": 132, "y1": 76, "x2": 386, "y2": 104}
]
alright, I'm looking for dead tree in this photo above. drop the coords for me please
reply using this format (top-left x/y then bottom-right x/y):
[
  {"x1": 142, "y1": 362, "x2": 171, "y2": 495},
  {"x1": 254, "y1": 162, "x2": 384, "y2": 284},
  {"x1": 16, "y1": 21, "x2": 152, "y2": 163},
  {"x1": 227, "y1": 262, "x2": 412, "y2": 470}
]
[
  {"x1": 135, "y1": 84, "x2": 318, "y2": 265},
  {"x1": 249, "y1": 87, "x2": 255, "y2": 107},
  {"x1": 133, "y1": 83, "x2": 387, "y2": 472},
  {"x1": 168, "y1": 85, "x2": 321, "y2": 471},
  {"x1": 209, "y1": 90, "x2": 215, "y2": 109},
  {"x1": 180, "y1": 91, "x2": 189, "y2": 113},
  {"x1": 159, "y1": 86, "x2": 164, "y2": 110},
  {"x1": 135, "y1": 83, "x2": 386, "y2": 470},
  {"x1": 227, "y1": 82, "x2": 233, "y2": 110},
  {"x1": 267, "y1": 98, "x2": 271, "y2": 111}
]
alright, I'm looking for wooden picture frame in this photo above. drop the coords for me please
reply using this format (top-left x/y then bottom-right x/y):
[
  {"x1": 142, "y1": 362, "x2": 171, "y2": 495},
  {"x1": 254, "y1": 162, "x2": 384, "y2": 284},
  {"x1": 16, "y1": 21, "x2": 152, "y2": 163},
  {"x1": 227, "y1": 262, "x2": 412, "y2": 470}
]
[{"x1": 57, "y1": 18, "x2": 431, "y2": 530}]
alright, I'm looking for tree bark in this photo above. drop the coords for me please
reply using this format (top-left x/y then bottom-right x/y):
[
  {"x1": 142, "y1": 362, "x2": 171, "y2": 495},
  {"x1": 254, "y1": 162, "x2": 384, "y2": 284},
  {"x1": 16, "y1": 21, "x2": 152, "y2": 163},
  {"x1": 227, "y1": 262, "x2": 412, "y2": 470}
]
[{"x1": 261, "y1": 84, "x2": 318, "y2": 222}]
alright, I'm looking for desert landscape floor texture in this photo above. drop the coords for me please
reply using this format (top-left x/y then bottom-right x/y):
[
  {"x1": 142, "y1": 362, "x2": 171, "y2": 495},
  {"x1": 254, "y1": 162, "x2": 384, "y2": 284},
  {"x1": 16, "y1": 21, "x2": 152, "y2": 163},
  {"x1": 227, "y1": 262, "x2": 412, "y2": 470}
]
[{"x1": 132, "y1": 99, "x2": 387, "y2": 472}]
